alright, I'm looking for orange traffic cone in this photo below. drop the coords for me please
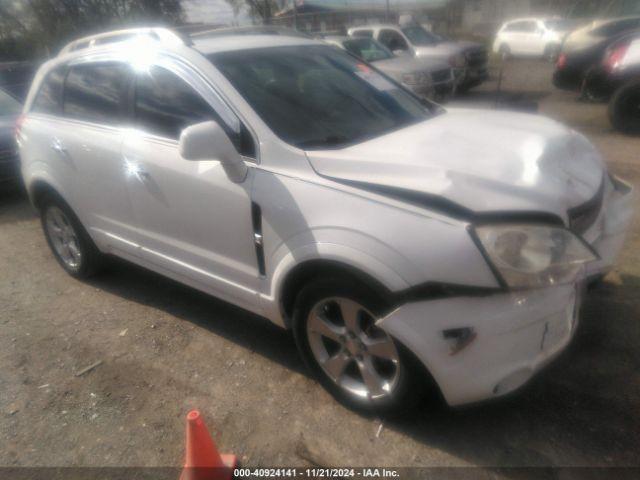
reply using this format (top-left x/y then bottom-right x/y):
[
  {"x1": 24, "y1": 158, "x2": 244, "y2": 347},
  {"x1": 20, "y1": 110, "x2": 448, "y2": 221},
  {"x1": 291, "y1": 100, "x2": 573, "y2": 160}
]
[{"x1": 180, "y1": 410, "x2": 237, "y2": 480}]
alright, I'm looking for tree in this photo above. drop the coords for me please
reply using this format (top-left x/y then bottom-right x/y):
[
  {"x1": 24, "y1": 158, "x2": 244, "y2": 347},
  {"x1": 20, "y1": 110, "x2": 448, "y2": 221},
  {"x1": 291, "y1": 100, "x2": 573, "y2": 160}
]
[
  {"x1": 0, "y1": 0, "x2": 184, "y2": 61},
  {"x1": 227, "y1": 0, "x2": 279, "y2": 23}
]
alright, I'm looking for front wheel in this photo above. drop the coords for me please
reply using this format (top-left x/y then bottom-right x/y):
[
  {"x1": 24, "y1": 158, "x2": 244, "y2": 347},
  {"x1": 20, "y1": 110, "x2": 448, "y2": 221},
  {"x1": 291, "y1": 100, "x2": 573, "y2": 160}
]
[
  {"x1": 292, "y1": 277, "x2": 426, "y2": 414},
  {"x1": 609, "y1": 80, "x2": 640, "y2": 134}
]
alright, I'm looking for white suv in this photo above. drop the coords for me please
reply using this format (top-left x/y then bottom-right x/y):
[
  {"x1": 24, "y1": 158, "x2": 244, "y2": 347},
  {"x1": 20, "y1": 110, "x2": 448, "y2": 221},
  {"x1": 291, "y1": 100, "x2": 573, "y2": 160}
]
[
  {"x1": 18, "y1": 28, "x2": 634, "y2": 413},
  {"x1": 494, "y1": 18, "x2": 574, "y2": 61}
]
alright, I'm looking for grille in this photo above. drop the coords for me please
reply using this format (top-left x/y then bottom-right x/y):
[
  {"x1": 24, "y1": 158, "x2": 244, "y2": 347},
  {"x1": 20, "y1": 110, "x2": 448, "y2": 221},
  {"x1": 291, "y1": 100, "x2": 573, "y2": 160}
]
[
  {"x1": 568, "y1": 179, "x2": 605, "y2": 235},
  {"x1": 431, "y1": 68, "x2": 451, "y2": 83}
]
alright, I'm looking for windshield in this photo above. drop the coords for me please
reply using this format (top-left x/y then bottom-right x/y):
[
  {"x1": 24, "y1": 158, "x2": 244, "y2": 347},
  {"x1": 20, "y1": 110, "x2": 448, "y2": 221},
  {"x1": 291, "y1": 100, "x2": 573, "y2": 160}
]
[
  {"x1": 0, "y1": 88, "x2": 22, "y2": 116},
  {"x1": 342, "y1": 38, "x2": 394, "y2": 62},
  {"x1": 209, "y1": 45, "x2": 432, "y2": 150},
  {"x1": 401, "y1": 26, "x2": 441, "y2": 46}
]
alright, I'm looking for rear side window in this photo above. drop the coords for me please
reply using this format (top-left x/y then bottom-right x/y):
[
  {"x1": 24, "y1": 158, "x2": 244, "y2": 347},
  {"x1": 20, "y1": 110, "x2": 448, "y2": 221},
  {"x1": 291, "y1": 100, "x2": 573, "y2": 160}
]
[
  {"x1": 134, "y1": 66, "x2": 255, "y2": 157},
  {"x1": 352, "y1": 30, "x2": 373, "y2": 38},
  {"x1": 31, "y1": 67, "x2": 65, "y2": 114},
  {"x1": 505, "y1": 21, "x2": 537, "y2": 33},
  {"x1": 63, "y1": 62, "x2": 129, "y2": 123}
]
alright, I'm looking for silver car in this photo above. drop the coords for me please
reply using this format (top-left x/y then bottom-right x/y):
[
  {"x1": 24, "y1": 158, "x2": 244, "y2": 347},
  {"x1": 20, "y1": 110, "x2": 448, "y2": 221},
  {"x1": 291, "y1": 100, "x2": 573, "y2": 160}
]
[{"x1": 323, "y1": 35, "x2": 455, "y2": 102}]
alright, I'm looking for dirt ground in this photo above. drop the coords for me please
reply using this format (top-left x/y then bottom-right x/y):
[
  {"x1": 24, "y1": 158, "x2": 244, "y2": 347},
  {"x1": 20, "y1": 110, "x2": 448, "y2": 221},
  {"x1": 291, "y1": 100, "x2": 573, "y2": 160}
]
[{"x1": 1, "y1": 59, "x2": 639, "y2": 477}]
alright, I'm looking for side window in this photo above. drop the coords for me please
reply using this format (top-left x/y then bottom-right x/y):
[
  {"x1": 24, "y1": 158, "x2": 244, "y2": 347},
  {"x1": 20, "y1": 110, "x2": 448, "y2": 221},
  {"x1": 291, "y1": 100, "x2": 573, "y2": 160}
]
[
  {"x1": 506, "y1": 21, "x2": 531, "y2": 32},
  {"x1": 31, "y1": 67, "x2": 65, "y2": 114},
  {"x1": 63, "y1": 62, "x2": 129, "y2": 123},
  {"x1": 379, "y1": 30, "x2": 408, "y2": 51},
  {"x1": 134, "y1": 66, "x2": 255, "y2": 157},
  {"x1": 503, "y1": 22, "x2": 518, "y2": 32},
  {"x1": 352, "y1": 30, "x2": 373, "y2": 38}
]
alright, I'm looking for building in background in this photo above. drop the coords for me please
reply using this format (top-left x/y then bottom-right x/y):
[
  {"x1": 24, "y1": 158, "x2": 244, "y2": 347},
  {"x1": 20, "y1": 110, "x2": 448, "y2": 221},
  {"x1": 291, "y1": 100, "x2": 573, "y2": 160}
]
[
  {"x1": 273, "y1": 0, "x2": 449, "y2": 33},
  {"x1": 272, "y1": 0, "x2": 640, "y2": 38}
]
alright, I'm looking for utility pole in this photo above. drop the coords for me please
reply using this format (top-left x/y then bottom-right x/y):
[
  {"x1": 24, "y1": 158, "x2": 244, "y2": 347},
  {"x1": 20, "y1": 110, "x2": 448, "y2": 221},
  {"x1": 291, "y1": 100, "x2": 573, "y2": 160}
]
[{"x1": 386, "y1": 0, "x2": 390, "y2": 22}]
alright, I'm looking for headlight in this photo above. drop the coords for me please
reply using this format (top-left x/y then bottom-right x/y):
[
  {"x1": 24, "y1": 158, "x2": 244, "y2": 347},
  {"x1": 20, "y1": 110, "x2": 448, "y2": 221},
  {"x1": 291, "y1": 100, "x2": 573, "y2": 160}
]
[
  {"x1": 474, "y1": 224, "x2": 597, "y2": 289},
  {"x1": 402, "y1": 72, "x2": 430, "y2": 85}
]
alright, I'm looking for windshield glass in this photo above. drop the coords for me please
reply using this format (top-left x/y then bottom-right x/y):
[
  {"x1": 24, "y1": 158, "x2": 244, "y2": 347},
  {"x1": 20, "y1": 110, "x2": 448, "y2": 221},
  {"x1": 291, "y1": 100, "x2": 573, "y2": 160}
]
[
  {"x1": 342, "y1": 38, "x2": 393, "y2": 62},
  {"x1": 401, "y1": 26, "x2": 441, "y2": 46},
  {"x1": 209, "y1": 45, "x2": 432, "y2": 150},
  {"x1": 0, "y1": 88, "x2": 22, "y2": 116}
]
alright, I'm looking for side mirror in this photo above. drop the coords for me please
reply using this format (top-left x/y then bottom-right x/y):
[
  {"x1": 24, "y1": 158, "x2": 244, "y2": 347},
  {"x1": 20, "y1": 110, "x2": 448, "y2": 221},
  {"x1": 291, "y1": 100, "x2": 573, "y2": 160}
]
[{"x1": 179, "y1": 120, "x2": 248, "y2": 183}]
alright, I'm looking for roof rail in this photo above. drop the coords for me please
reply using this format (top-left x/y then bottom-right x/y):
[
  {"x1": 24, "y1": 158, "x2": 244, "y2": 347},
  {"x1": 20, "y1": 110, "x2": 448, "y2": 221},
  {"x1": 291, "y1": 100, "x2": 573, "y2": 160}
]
[
  {"x1": 58, "y1": 27, "x2": 192, "y2": 56},
  {"x1": 189, "y1": 25, "x2": 312, "y2": 39}
]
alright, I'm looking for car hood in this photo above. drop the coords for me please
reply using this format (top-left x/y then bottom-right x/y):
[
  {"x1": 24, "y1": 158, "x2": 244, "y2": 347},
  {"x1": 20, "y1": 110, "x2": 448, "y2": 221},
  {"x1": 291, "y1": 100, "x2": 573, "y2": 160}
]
[
  {"x1": 373, "y1": 55, "x2": 449, "y2": 74},
  {"x1": 305, "y1": 109, "x2": 605, "y2": 222}
]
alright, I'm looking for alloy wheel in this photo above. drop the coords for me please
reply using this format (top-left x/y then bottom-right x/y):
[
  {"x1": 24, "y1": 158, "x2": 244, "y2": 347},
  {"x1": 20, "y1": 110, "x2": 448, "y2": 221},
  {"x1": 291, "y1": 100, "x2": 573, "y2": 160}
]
[
  {"x1": 306, "y1": 297, "x2": 401, "y2": 401},
  {"x1": 45, "y1": 206, "x2": 82, "y2": 271}
]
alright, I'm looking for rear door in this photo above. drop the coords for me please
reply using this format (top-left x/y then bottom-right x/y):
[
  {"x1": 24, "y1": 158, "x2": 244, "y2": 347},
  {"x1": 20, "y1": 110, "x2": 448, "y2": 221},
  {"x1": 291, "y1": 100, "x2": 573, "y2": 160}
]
[
  {"x1": 25, "y1": 61, "x2": 136, "y2": 253},
  {"x1": 121, "y1": 60, "x2": 261, "y2": 308},
  {"x1": 504, "y1": 21, "x2": 535, "y2": 54},
  {"x1": 518, "y1": 21, "x2": 543, "y2": 54}
]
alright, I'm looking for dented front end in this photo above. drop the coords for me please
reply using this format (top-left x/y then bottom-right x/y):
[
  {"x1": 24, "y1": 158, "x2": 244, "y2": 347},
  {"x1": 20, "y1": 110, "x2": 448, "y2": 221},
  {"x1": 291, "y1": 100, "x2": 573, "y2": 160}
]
[{"x1": 379, "y1": 174, "x2": 634, "y2": 407}]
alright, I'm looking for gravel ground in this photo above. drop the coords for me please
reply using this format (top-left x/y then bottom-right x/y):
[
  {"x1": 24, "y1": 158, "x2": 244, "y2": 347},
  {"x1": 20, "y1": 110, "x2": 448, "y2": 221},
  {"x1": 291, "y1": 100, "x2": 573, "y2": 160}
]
[{"x1": 1, "y1": 59, "x2": 639, "y2": 477}]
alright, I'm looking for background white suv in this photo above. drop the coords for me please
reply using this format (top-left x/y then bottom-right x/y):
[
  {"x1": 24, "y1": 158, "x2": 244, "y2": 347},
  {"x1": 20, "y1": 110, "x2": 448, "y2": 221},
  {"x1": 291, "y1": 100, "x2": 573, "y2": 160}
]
[
  {"x1": 494, "y1": 18, "x2": 574, "y2": 61},
  {"x1": 18, "y1": 28, "x2": 633, "y2": 414}
]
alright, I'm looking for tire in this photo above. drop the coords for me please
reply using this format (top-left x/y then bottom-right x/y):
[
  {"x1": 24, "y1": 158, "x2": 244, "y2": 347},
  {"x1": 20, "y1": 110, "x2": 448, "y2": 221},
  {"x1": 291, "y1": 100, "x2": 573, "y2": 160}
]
[
  {"x1": 609, "y1": 80, "x2": 640, "y2": 134},
  {"x1": 292, "y1": 277, "x2": 427, "y2": 415},
  {"x1": 40, "y1": 193, "x2": 104, "y2": 278},
  {"x1": 543, "y1": 44, "x2": 560, "y2": 63},
  {"x1": 498, "y1": 43, "x2": 511, "y2": 60},
  {"x1": 579, "y1": 66, "x2": 611, "y2": 102}
]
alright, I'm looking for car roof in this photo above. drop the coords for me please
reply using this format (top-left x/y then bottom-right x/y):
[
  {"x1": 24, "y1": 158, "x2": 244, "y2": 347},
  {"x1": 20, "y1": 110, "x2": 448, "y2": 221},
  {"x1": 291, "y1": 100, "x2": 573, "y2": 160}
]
[{"x1": 191, "y1": 34, "x2": 322, "y2": 55}]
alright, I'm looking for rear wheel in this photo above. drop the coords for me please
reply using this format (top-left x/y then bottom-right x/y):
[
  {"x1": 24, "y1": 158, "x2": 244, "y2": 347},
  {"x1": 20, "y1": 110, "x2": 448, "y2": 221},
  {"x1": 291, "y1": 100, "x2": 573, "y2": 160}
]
[
  {"x1": 498, "y1": 43, "x2": 511, "y2": 60},
  {"x1": 609, "y1": 80, "x2": 640, "y2": 134},
  {"x1": 40, "y1": 194, "x2": 104, "y2": 278},
  {"x1": 292, "y1": 277, "x2": 426, "y2": 414}
]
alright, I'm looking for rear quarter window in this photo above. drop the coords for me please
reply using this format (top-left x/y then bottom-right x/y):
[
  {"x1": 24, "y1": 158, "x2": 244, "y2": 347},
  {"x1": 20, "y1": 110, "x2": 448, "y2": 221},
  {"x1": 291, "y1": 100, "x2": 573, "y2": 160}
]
[
  {"x1": 352, "y1": 30, "x2": 373, "y2": 38},
  {"x1": 31, "y1": 67, "x2": 66, "y2": 114}
]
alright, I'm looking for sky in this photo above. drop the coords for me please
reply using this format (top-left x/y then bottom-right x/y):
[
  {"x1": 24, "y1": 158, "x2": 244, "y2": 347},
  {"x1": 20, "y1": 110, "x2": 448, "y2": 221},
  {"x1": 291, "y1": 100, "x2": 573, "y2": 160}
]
[{"x1": 182, "y1": 0, "x2": 246, "y2": 26}]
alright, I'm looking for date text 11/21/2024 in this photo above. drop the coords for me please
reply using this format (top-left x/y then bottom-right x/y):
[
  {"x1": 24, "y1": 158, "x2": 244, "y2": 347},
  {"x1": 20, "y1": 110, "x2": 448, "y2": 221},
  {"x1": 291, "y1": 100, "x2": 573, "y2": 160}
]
[{"x1": 233, "y1": 468, "x2": 400, "y2": 478}]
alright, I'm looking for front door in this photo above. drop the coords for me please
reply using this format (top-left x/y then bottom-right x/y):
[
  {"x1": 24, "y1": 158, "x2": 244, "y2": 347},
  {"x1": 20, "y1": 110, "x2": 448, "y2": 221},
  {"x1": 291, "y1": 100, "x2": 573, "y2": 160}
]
[{"x1": 122, "y1": 63, "x2": 261, "y2": 308}]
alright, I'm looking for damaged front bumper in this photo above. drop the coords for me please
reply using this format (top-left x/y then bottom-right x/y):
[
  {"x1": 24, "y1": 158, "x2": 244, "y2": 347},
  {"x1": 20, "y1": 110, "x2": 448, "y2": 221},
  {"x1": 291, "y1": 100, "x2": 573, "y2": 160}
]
[
  {"x1": 380, "y1": 176, "x2": 634, "y2": 407},
  {"x1": 380, "y1": 284, "x2": 581, "y2": 406}
]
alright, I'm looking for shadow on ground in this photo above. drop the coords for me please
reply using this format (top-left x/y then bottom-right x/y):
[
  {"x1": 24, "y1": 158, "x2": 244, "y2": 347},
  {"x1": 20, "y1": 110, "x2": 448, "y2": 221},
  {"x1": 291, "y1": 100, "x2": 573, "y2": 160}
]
[
  {"x1": 0, "y1": 188, "x2": 35, "y2": 226},
  {"x1": 86, "y1": 247, "x2": 640, "y2": 470}
]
